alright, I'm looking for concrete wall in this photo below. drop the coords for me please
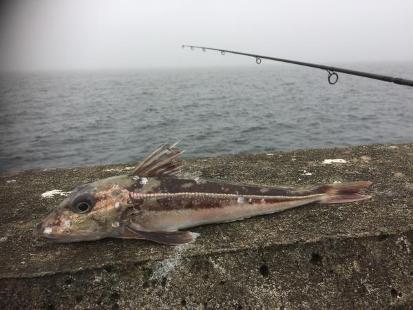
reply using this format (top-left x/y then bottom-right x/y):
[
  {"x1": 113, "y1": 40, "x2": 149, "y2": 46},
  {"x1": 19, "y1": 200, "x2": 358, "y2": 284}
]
[{"x1": 1, "y1": 144, "x2": 412, "y2": 309}]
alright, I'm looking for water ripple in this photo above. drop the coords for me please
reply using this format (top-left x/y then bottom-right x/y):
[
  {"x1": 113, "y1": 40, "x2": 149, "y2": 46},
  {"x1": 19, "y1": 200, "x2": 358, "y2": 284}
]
[{"x1": 1, "y1": 65, "x2": 413, "y2": 171}]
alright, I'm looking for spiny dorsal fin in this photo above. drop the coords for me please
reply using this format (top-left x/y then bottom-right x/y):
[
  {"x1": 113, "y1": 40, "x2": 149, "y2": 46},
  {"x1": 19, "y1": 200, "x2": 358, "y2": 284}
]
[{"x1": 130, "y1": 143, "x2": 183, "y2": 177}]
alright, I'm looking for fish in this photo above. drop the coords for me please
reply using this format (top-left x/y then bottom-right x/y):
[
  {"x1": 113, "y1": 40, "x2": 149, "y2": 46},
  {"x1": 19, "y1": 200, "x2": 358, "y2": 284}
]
[{"x1": 36, "y1": 143, "x2": 372, "y2": 245}]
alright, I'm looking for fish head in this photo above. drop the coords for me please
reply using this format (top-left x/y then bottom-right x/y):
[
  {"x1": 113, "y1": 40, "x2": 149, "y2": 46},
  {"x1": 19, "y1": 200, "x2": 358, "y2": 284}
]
[{"x1": 36, "y1": 175, "x2": 135, "y2": 242}]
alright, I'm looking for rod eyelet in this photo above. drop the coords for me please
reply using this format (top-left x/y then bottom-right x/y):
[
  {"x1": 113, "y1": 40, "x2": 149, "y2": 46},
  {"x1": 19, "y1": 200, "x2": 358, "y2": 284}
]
[{"x1": 327, "y1": 71, "x2": 339, "y2": 85}]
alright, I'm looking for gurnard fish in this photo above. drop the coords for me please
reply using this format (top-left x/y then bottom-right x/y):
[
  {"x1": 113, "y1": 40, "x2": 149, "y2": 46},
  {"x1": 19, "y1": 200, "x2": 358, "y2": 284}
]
[{"x1": 37, "y1": 144, "x2": 372, "y2": 245}]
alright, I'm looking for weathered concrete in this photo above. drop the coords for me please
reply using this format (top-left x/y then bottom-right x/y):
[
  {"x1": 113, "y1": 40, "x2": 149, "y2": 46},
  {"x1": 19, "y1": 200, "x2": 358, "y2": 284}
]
[{"x1": 0, "y1": 143, "x2": 412, "y2": 309}]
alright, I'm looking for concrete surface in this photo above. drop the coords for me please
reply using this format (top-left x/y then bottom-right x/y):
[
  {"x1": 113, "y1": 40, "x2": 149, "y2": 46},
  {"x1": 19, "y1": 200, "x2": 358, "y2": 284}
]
[{"x1": 0, "y1": 143, "x2": 412, "y2": 309}]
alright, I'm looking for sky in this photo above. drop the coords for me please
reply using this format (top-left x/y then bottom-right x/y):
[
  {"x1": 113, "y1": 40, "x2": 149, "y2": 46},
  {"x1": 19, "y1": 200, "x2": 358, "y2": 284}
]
[{"x1": 1, "y1": 0, "x2": 413, "y2": 71}]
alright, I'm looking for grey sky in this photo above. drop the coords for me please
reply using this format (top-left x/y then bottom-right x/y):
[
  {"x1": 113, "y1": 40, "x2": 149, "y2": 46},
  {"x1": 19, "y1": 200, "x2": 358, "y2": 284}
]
[{"x1": 1, "y1": 0, "x2": 412, "y2": 71}]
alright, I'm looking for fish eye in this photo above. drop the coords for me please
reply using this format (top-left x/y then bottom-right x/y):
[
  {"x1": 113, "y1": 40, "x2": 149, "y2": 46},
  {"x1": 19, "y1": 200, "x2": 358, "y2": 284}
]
[
  {"x1": 72, "y1": 194, "x2": 96, "y2": 214},
  {"x1": 75, "y1": 202, "x2": 92, "y2": 213}
]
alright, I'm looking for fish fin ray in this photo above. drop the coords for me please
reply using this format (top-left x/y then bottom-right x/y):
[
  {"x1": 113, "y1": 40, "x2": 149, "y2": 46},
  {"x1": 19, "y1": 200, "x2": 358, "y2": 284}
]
[
  {"x1": 130, "y1": 143, "x2": 183, "y2": 177},
  {"x1": 117, "y1": 224, "x2": 198, "y2": 245},
  {"x1": 320, "y1": 181, "x2": 372, "y2": 204}
]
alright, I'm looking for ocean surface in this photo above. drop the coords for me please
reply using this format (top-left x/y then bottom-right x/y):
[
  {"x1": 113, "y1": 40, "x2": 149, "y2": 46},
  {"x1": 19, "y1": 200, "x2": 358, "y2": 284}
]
[{"x1": 1, "y1": 64, "x2": 412, "y2": 172}]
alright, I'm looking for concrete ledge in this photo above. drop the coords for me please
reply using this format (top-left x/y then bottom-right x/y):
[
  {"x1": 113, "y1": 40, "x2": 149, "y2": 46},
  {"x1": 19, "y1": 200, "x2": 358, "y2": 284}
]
[{"x1": 1, "y1": 144, "x2": 412, "y2": 309}]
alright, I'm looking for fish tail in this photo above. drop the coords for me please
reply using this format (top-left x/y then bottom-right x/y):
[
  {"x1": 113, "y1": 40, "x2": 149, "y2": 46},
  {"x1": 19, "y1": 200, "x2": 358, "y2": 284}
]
[{"x1": 320, "y1": 181, "x2": 372, "y2": 204}]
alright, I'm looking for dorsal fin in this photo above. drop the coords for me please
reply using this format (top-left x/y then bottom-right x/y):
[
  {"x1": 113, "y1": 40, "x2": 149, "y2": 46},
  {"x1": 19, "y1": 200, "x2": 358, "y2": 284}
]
[{"x1": 130, "y1": 143, "x2": 183, "y2": 177}]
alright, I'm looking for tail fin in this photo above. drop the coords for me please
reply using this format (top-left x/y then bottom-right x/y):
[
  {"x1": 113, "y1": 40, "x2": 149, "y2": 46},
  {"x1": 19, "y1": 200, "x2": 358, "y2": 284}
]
[{"x1": 320, "y1": 181, "x2": 372, "y2": 204}]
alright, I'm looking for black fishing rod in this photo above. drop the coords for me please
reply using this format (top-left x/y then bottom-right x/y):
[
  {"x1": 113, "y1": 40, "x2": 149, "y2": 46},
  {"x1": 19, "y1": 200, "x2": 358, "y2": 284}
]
[{"x1": 182, "y1": 45, "x2": 413, "y2": 87}]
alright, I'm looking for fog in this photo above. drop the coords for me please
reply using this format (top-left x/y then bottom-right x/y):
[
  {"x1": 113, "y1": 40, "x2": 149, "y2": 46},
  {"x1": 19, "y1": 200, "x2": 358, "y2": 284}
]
[{"x1": 1, "y1": 0, "x2": 412, "y2": 71}]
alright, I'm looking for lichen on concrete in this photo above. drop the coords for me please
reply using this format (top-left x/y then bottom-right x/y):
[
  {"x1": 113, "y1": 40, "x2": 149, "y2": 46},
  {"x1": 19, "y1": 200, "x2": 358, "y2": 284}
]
[{"x1": 0, "y1": 143, "x2": 412, "y2": 309}]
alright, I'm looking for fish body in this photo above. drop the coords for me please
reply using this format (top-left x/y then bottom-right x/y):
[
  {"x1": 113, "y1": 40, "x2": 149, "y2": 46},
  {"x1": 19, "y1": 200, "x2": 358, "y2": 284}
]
[{"x1": 37, "y1": 144, "x2": 372, "y2": 245}]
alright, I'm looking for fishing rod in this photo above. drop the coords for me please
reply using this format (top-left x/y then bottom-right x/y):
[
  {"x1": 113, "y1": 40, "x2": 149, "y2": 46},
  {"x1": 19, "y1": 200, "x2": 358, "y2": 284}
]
[{"x1": 182, "y1": 45, "x2": 413, "y2": 87}]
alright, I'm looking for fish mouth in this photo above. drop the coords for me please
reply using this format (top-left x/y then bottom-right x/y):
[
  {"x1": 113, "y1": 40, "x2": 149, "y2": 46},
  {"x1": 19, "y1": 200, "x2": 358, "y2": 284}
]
[
  {"x1": 34, "y1": 221, "x2": 62, "y2": 240},
  {"x1": 34, "y1": 219, "x2": 68, "y2": 241},
  {"x1": 35, "y1": 221, "x2": 49, "y2": 237},
  {"x1": 34, "y1": 211, "x2": 73, "y2": 241},
  {"x1": 35, "y1": 221, "x2": 109, "y2": 243}
]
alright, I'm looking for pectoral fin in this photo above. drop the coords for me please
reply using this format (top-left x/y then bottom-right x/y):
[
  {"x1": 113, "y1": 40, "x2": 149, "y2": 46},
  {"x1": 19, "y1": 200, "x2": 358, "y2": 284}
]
[{"x1": 116, "y1": 224, "x2": 199, "y2": 245}]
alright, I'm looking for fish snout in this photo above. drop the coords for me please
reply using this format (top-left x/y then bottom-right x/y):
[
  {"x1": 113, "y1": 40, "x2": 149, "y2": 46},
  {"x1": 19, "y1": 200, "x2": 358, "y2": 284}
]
[
  {"x1": 34, "y1": 219, "x2": 52, "y2": 238},
  {"x1": 35, "y1": 211, "x2": 59, "y2": 238},
  {"x1": 34, "y1": 221, "x2": 43, "y2": 236}
]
